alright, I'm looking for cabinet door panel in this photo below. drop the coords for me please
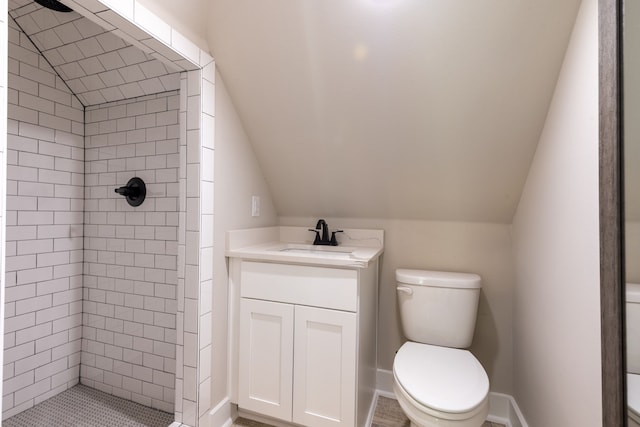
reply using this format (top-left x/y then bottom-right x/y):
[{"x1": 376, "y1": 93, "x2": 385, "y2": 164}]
[
  {"x1": 293, "y1": 306, "x2": 357, "y2": 427},
  {"x1": 239, "y1": 298, "x2": 294, "y2": 421}
]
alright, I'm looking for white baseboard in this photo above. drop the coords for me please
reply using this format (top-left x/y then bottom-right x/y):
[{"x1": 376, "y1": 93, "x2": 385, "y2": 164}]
[
  {"x1": 376, "y1": 369, "x2": 395, "y2": 396},
  {"x1": 207, "y1": 398, "x2": 233, "y2": 427},
  {"x1": 376, "y1": 369, "x2": 528, "y2": 427},
  {"x1": 486, "y1": 393, "x2": 528, "y2": 427}
]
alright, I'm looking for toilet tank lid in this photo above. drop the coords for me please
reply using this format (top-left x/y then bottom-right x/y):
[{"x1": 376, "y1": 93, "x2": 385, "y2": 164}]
[
  {"x1": 628, "y1": 283, "x2": 640, "y2": 303},
  {"x1": 396, "y1": 269, "x2": 481, "y2": 289}
]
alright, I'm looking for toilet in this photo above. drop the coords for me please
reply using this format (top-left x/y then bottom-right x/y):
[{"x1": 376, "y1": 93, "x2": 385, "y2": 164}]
[
  {"x1": 627, "y1": 283, "x2": 640, "y2": 427},
  {"x1": 393, "y1": 269, "x2": 490, "y2": 427}
]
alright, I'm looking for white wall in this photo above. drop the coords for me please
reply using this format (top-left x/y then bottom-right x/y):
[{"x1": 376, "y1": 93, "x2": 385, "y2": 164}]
[
  {"x1": 136, "y1": 0, "x2": 209, "y2": 52},
  {"x1": 625, "y1": 0, "x2": 640, "y2": 284},
  {"x1": 625, "y1": 0, "x2": 640, "y2": 225},
  {"x1": 279, "y1": 216, "x2": 514, "y2": 394},
  {"x1": 626, "y1": 223, "x2": 640, "y2": 283},
  {"x1": 212, "y1": 71, "x2": 277, "y2": 405},
  {"x1": 511, "y1": 0, "x2": 601, "y2": 424}
]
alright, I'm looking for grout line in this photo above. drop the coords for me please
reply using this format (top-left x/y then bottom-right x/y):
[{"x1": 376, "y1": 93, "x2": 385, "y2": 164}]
[{"x1": 84, "y1": 89, "x2": 180, "y2": 111}]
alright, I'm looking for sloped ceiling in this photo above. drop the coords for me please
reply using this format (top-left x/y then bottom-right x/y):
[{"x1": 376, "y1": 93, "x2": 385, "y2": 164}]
[
  {"x1": 9, "y1": 0, "x2": 180, "y2": 106},
  {"x1": 207, "y1": 0, "x2": 583, "y2": 223}
]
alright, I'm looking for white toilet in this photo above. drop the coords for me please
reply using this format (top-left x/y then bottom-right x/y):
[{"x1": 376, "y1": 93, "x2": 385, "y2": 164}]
[
  {"x1": 627, "y1": 283, "x2": 640, "y2": 427},
  {"x1": 393, "y1": 269, "x2": 490, "y2": 427}
]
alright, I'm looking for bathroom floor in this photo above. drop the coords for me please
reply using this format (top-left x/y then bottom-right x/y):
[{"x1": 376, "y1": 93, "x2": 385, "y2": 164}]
[
  {"x1": 3, "y1": 384, "x2": 174, "y2": 427},
  {"x1": 233, "y1": 396, "x2": 506, "y2": 427},
  {"x1": 4, "y1": 386, "x2": 504, "y2": 427}
]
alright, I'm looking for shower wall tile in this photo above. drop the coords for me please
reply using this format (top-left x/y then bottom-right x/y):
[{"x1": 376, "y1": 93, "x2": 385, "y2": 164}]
[
  {"x1": 3, "y1": 17, "x2": 84, "y2": 420},
  {"x1": 8, "y1": 1, "x2": 181, "y2": 107},
  {"x1": 82, "y1": 90, "x2": 179, "y2": 414}
]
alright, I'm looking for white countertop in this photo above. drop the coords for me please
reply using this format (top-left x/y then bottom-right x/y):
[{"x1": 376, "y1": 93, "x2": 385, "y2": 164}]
[{"x1": 226, "y1": 226, "x2": 384, "y2": 268}]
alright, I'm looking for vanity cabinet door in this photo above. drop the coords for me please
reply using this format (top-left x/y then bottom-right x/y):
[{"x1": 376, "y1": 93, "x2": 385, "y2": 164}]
[
  {"x1": 293, "y1": 305, "x2": 357, "y2": 427},
  {"x1": 239, "y1": 298, "x2": 294, "y2": 421}
]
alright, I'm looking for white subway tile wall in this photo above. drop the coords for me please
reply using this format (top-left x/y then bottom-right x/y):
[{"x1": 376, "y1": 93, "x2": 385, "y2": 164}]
[
  {"x1": 0, "y1": 0, "x2": 9, "y2": 408},
  {"x1": 4, "y1": 16, "x2": 84, "y2": 420},
  {"x1": 3, "y1": 0, "x2": 213, "y2": 423},
  {"x1": 82, "y1": 90, "x2": 179, "y2": 413}
]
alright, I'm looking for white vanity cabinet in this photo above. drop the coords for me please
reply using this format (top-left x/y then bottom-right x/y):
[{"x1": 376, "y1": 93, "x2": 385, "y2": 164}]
[
  {"x1": 239, "y1": 298, "x2": 357, "y2": 426},
  {"x1": 229, "y1": 259, "x2": 378, "y2": 427}
]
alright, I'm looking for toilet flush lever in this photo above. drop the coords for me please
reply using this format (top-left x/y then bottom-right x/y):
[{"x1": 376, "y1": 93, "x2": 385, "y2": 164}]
[{"x1": 397, "y1": 286, "x2": 413, "y2": 295}]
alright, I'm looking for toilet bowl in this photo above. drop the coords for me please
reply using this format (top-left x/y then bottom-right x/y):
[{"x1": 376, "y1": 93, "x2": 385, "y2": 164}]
[
  {"x1": 393, "y1": 342, "x2": 489, "y2": 427},
  {"x1": 393, "y1": 269, "x2": 490, "y2": 427}
]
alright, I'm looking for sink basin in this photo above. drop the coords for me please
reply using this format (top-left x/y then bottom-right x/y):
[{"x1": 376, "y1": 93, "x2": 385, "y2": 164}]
[{"x1": 256, "y1": 243, "x2": 380, "y2": 265}]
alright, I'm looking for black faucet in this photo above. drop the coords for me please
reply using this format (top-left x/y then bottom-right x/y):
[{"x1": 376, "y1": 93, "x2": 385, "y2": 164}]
[{"x1": 308, "y1": 219, "x2": 343, "y2": 246}]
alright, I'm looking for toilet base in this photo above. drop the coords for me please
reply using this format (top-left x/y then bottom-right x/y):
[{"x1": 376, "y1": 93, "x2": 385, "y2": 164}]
[{"x1": 393, "y1": 376, "x2": 489, "y2": 427}]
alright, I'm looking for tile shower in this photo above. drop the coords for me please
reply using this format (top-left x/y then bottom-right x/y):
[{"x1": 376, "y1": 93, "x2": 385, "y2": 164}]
[{"x1": 1, "y1": 0, "x2": 214, "y2": 425}]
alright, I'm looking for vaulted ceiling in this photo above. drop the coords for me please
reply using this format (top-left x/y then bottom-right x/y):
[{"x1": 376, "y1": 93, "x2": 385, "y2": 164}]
[{"x1": 206, "y1": 0, "x2": 584, "y2": 223}]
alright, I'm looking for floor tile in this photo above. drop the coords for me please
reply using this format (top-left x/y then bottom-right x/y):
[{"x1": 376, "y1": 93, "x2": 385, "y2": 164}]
[{"x1": 4, "y1": 384, "x2": 173, "y2": 427}]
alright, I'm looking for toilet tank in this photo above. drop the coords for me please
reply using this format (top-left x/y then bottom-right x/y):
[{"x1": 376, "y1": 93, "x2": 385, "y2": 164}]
[
  {"x1": 396, "y1": 269, "x2": 481, "y2": 349},
  {"x1": 628, "y1": 283, "x2": 640, "y2": 374}
]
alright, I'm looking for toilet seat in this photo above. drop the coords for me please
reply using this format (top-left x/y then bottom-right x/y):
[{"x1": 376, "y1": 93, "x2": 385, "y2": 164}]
[
  {"x1": 393, "y1": 376, "x2": 488, "y2": 426},
  {"x1": 393, "y1": 342, "x2": 489, "y2": 414}
]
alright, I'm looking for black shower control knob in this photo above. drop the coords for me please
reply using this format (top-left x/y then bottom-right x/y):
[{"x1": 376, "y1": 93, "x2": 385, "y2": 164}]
[{"x1": 115, "y1": 177, "x2": 146, "y2": 207}]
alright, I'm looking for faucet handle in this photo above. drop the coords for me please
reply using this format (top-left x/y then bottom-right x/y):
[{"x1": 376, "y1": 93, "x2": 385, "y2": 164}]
[
  {"x1": 330, "y1": 230, "x2": 344, "y2": 246},
  {"x1": 308, "y1": 228, "x2": 322, "y2": 245}
]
